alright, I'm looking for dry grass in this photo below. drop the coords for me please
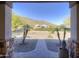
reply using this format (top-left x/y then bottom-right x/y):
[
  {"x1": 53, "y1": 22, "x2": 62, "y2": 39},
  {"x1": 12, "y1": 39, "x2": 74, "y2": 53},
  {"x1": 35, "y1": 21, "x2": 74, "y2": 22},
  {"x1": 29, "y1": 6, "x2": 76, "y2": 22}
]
[{"x1": 13, "y1": 31, "x2": 71, "y2": 40}]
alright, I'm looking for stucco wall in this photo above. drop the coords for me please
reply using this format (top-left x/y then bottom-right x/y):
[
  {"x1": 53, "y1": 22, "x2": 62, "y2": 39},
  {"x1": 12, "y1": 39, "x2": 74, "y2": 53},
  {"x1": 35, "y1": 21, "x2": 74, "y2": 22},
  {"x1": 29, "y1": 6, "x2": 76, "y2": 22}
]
[{"x1": 5, "y1": 4, "x2": 12, "y2": 40}]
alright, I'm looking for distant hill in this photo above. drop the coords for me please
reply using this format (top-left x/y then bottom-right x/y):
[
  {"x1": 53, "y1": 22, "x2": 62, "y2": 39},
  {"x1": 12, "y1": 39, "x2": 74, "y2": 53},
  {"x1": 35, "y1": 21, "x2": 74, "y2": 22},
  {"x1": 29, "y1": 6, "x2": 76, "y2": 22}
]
[
  {"x1": 19, "y1": 16, "x2": 56, "y2": 27},
  {"x1": 12, "y1": 14, "x2": 56, "y2": 28},
  {"x1": 12, "y1": 13, "x2": 70, "y2": 32}
]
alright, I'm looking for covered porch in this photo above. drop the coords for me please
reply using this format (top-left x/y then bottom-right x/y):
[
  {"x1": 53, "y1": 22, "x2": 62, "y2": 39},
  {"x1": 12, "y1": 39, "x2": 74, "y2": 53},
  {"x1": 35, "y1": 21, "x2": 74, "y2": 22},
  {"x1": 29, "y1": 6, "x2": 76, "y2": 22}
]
[{"x1": 0, "y1": 1, "x2": 79, "y2": 58}]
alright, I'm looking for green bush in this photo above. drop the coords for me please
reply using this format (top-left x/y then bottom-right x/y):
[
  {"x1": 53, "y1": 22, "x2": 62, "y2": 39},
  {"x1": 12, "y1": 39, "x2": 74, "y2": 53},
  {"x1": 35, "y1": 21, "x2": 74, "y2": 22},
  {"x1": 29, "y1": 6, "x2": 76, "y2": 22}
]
[{"x1": 12, "y1": 15, "x2": 23, "y2": 30}]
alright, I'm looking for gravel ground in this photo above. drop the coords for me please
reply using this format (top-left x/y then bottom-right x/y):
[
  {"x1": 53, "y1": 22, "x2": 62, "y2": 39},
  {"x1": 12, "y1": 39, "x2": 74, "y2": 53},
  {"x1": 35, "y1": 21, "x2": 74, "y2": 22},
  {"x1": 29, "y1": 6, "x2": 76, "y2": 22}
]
[
  {"x1": 14, "y1": 39, "x2": 38, "y2": 52},
  {"x1": 13, "y1": 39, "x2": 58, "y2": 58},
  {"x1": 45, "y1": 39, "x2": 60, "y2": 52},
  {"x1": 13, "y1": 38, "x2": 59, "y2": 52},
  {"x1": 12, "y1": 31, "x2": 70, "y2": 58},
  {"x1": 12, "y1": 31, "x2": 70, "y2": 40}
]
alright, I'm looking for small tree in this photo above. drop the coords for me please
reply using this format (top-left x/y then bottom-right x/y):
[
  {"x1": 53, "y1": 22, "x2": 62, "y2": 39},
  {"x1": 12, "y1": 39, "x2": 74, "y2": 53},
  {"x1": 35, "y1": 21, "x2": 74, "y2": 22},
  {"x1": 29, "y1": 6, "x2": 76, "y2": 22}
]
[
  {"x1": 58, "y1": 25, "x2": 65, "y2": 31},
  {"x1": 22, "y1": 24, "x2": 30, "y2": 44}
]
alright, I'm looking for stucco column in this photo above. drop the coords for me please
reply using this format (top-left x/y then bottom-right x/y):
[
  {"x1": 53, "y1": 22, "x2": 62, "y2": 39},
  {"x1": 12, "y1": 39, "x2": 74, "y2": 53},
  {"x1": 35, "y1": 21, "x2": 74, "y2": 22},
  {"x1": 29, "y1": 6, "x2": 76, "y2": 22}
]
[
  {"x1": 70, "y1": 2, "x2": 79, "y2": 57},
  {"x1": 0, "y1": 2, "x2": 12, "y2": 57}
]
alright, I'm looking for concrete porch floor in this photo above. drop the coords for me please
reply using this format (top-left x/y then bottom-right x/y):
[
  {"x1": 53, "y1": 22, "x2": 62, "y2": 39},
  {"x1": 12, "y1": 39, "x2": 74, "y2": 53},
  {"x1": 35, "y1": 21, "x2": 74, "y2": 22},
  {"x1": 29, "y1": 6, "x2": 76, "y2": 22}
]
[{"x1": 12, "y1": 39, "x2": 59, "y2": 58}]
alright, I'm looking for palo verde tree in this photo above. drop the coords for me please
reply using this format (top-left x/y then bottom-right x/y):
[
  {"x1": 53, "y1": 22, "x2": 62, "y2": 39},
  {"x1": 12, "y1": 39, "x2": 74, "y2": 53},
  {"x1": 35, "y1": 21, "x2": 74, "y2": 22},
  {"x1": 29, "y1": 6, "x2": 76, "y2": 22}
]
[{"x1": 22, "y1": 24, "x2": 30, "y2": 44}]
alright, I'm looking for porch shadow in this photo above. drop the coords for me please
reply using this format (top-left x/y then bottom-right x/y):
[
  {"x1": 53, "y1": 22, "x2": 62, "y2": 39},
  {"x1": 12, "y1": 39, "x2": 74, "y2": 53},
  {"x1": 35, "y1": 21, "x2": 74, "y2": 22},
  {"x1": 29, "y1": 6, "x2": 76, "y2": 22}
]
[
  {"x1": 45, "y1": 39, "x2": 60, "y2": 52},
  {"x1": 14, "y1": 39, "x2": 38, "y2": 52}
]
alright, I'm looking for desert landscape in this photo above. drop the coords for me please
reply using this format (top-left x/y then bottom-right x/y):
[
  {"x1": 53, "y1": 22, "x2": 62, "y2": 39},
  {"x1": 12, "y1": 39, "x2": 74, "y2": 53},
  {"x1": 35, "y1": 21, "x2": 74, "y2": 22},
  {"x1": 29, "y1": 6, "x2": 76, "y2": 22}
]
[{"x1": 12, "y1": 30, "x2": 71, "y2": 40}]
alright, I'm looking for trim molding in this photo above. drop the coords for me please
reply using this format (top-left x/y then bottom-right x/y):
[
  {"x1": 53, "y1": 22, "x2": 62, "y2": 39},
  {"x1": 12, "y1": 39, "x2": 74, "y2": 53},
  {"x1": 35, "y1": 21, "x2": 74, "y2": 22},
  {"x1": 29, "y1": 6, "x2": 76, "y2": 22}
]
[
  {"x1": 0, "y1": 1, "x2": 12, "y2": 8},
  {"x1": 69, "y1": 2, "x2": 79, "y2": 8}
]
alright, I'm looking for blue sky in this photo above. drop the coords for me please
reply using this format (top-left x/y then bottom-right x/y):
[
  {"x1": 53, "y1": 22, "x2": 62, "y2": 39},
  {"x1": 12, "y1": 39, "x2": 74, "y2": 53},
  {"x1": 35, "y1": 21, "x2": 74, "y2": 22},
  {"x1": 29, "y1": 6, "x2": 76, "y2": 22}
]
[{"x1": 13, "y1": 2, "x2": 70, "y2": 25}]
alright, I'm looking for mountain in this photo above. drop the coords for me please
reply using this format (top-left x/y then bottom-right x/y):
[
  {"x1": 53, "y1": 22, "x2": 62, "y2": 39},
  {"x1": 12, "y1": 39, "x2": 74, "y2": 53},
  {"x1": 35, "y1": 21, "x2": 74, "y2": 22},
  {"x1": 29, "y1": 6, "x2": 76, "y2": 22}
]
[
  {"x1": 12, "y1": 13, "x2": 70, "y2": 32},
  {"x1": 12, "y1": 14, "x2": 57, "y2": 32},
  {"x1": 12, "y1": 14, "x2": 56, "y2": 28}
]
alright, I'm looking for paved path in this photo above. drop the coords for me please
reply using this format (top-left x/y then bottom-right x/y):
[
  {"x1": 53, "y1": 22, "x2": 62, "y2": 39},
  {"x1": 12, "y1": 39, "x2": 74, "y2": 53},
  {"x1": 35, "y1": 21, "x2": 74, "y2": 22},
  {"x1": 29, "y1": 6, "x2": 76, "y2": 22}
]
[{"x1": 12, "y1": 40, "x2": 58, "y2": 58}]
